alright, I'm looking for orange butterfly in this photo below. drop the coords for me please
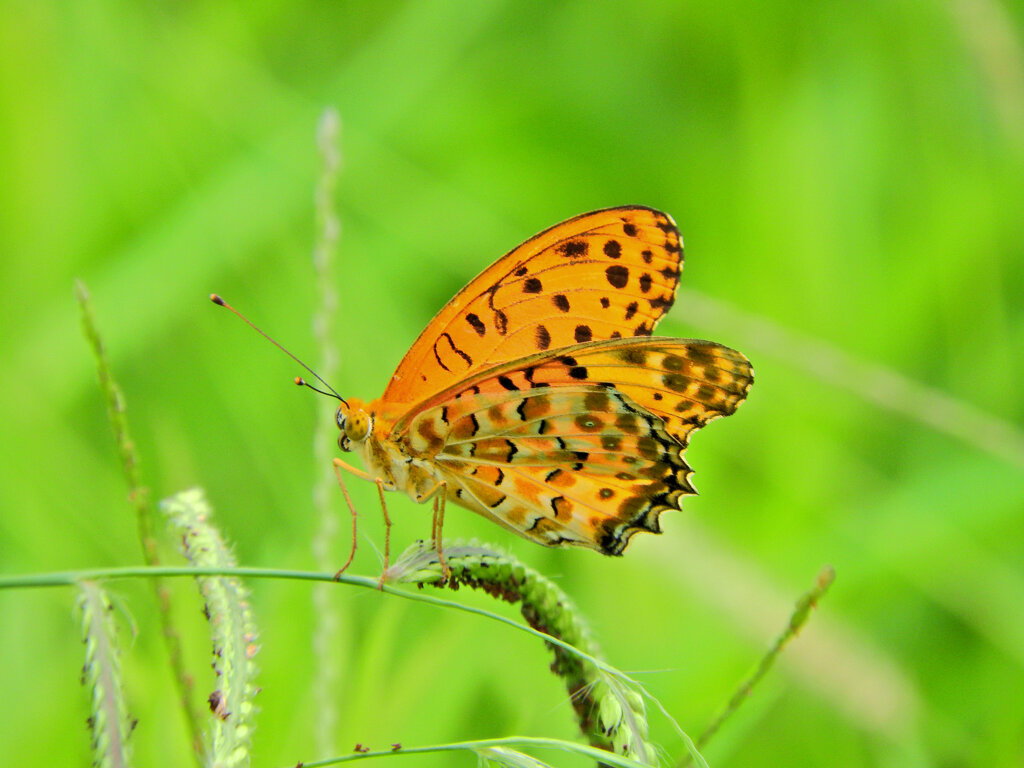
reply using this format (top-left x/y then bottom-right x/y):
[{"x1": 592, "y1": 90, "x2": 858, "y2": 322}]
[{"x1": 328, "y1": 206, "x2": 753, "y2": 579}]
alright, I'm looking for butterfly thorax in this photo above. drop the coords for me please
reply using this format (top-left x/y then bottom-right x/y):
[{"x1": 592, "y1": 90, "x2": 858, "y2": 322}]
[{"x1": 336, "y1": 397, "x2": 444, "y2": 504}]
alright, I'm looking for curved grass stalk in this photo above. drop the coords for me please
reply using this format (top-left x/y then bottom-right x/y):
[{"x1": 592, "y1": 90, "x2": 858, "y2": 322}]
[
  {"x1": 1, "y1": 557, "x2": 704, "y2": 765},
  {"x1": 387, "y1": 542, "x2": 657, "y2": 765},
  {"x1": 285, "y1": 735, "x2": 656, "y2": 768}
]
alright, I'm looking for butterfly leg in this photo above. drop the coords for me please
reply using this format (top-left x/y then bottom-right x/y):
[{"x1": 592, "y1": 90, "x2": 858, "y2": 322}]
[
  {"x1": 332, "y1": 456, "x2": 374, "y2": 482},
  {"x1": 431, "y1": 487, "x2": 451, "y2": 585},
  {"x1": 331, "y1": 459, "x2": 360, "y2": 579},
  {"x1": 376, "y1": 478, "x2": 392, "y2": 590}
]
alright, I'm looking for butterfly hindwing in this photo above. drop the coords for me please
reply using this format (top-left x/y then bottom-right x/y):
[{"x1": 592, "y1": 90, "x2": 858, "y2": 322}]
[
  {"x1": 396, "y1": 337, "x2": 753, "y2": 553},
  {"x1": 382, "y1": 207, "x2": 683, "y2": 405}
]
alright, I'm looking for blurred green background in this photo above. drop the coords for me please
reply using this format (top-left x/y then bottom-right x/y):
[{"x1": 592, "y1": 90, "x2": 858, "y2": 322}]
[{"x1": 1, "y1": 1, "x2": 1022, "y2": 766}]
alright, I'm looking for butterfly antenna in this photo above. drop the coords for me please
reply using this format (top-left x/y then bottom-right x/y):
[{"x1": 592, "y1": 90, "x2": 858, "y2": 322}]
[
  {"x1": 294, "y1": 376, "x2": 339, "y2": 399},
  {"x1": 210, "y1": 293, "x2": 346, "y2": 404}
]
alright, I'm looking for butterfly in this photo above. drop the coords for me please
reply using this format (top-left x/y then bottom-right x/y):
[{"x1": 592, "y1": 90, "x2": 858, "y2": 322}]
[{"x1": 327, "y1": 206, "x2": 753, "y2": 579}]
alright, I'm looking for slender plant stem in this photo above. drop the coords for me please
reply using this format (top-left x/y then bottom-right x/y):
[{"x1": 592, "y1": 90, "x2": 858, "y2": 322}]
[
  {"x1": 75, "y1": 282, "x2": 205, "y2": 760},
  {"x1": 311, "y1": 106, "x2": 344, "y2": 757},
  {"x1": 4, "y1": 560, "x2": 712, "y2": 765},
  {"x1": 0, "y1": 565, "x2": 628, "y2": 684},
  {"x1": 282, "y1": 735, "x2": 653, "y2": 768},
  {"x1": 676, "y1": 565, "x2": 837, "y2": 766}
]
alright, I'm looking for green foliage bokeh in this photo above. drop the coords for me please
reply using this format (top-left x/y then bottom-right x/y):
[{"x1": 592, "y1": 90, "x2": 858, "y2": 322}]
[{"x1": 1, "y1": 1, "x2": 1022, "y2": 766}]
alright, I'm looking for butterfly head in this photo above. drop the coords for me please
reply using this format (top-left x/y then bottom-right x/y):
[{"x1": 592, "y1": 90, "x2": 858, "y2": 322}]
[{"x1": 336, "y1": 398, "x2": 373, "y2": 453}]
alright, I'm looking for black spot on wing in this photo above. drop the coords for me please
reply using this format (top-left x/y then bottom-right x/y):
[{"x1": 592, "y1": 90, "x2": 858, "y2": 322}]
[
  {"x1": 620, "y1": 347, "x2": 647, "y2": 364},
  {"x1": 494, "y1": 309, "x2": 509, "y2": 335},
  {"x1": 466, "y1": 313, "x2": 486, "y2": 336},
  {"x1": 605, "y1": 265, "x2": 629, "y2": 289},
  {"x1": 686, "y1": 346, "x2": 715, "y2": 365},
  {"x1": 535, "y1": 325, "x2": 551, "y2": 350},
  {"x1": 648, "y1": 294, "x2": 673, "y2": 312},
  {"x1": 697, "y1": 384, "x2": 717, "y2": 401},
  {"x1": 557, "y1": 240, "x2": 588, "y2": 258}
]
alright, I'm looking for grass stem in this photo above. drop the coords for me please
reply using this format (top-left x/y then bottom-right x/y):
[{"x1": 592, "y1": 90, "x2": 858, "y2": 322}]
[{"x1": 75, "y1": 281, "x2": 205, "y2": 760}]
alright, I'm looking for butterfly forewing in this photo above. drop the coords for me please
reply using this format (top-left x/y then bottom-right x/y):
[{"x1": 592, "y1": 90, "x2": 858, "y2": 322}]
[{"x1": 382, "y1": 207, "x2": 683, "y2": 405}]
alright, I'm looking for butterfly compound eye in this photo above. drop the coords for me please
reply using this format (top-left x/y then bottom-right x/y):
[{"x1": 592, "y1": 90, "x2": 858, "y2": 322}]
[{"x1": 346, "y1": 411, "x2": 371, "y2": 442}]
